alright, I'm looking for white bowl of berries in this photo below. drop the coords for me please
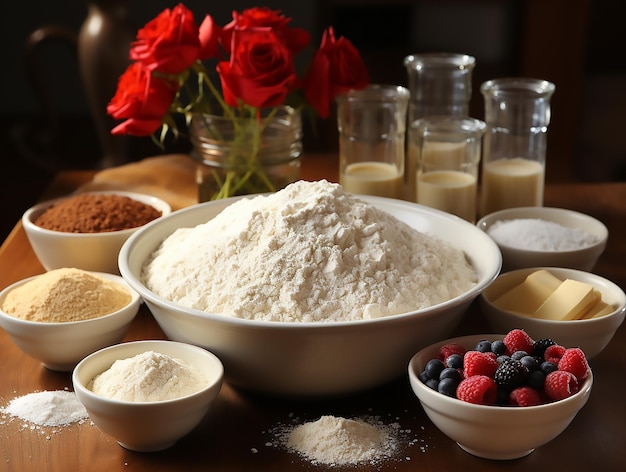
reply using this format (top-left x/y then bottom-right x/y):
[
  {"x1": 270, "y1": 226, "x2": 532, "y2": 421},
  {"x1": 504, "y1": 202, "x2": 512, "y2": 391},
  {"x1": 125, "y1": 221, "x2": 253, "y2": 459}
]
[{"x1": 408, "y1": 330, "x2": 593, "y2": 460}]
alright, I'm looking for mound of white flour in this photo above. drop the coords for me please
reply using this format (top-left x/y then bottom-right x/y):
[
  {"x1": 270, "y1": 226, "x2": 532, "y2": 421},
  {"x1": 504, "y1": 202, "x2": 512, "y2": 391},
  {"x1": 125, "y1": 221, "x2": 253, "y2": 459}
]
[{"x1": 141, "y1": 180, "x2": 476, "y2": 322}]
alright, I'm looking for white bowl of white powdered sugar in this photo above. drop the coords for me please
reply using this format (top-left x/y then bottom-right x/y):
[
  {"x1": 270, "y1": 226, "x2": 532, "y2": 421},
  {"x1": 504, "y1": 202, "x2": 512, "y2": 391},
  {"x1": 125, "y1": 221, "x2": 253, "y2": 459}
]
[
  {"x1": 118, "y1": 180, "x2": 502, "y2": 396},
  {"x1": 477, "y1": 206, "x2": 608, "y2": 272}
]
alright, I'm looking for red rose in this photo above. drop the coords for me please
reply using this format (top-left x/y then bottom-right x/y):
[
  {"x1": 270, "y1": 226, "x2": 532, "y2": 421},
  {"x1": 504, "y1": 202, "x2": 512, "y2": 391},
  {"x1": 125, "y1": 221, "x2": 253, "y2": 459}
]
[
  {"x1": 198, "y1": 14, "x2": 223, "y2": 60},
  {"x1": 221, "y1": 7, "x2": 310, "y2": 54},
  {"x1": 303, "y1": 27, "x2": 370, "y2": 118},
  {"x1": 217, "y1": 28, "x2": 299, "y2": 109},
  {"x1": 130, "y1": 3, "x2": 202, "y2": 74},
  {"x1": 107, "y1": 62, "x2": 178, "y2": 136}
]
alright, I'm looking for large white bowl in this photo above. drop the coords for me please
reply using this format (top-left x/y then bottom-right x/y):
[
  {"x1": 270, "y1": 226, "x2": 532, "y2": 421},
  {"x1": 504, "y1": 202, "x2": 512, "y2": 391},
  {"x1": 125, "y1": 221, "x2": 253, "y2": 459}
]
[
  {"x1": 23, "y1": 191, "x2": 171, "y2": 274},
  {"x1": 480, "y1": 267, "x2": 626, "y2": 358},
  {"x1": 119, "y1": 194, "x2": 501, "y2": 396},
  {"x1": 73, "y1": 340, "x2": 223, "y2": 452},
  {"x1": 408, "y1": 334, "x2": 593, "y2": 460},
  {"x1": 477, "y1": 206, "x2": 608, "y2": 272},
  {"x1": 0, "y1": 272, "x2": 140, "y2": 371}
]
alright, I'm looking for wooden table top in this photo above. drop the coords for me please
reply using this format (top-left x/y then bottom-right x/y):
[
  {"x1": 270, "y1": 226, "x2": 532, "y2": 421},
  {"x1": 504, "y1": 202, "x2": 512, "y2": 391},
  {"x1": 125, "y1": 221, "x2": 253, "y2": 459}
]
[{"x1": 1, "y1": 153, "x2": 625, "y2": 471}]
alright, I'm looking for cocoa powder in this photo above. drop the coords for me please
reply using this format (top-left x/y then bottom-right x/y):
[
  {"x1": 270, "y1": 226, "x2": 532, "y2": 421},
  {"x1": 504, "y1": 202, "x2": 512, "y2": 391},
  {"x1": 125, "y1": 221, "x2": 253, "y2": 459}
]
[{"x1": 35, "y1": 193, "x2": 162, "y2": 233}]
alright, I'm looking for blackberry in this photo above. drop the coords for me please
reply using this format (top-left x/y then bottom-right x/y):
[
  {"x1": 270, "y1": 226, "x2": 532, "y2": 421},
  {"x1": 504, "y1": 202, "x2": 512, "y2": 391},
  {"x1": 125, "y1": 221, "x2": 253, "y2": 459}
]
[
  {"x1": 532, "y1": 338, "x2": 556, "y2": 358},
  {"x1": 494, "y1": 358, "x2": 528, "y2": 392}
]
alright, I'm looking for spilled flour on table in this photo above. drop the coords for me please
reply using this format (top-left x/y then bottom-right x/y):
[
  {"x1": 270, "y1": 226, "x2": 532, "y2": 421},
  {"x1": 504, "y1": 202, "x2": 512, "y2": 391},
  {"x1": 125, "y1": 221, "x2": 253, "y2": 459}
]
[{"x1": 263, "y1": 412, "x2": 432, "y2": 468}]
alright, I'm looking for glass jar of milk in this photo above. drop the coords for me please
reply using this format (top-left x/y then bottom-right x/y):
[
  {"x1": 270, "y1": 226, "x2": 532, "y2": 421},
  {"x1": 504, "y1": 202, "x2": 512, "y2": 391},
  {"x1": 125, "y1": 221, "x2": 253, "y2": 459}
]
[
  {"x1": 480, "y1": 78, "x2": 556, "y2": 216},
  {"x1": 403, "y1": 53, "x2": 476, "y2": 201},
  {"x1": 410, "y1": 116, "x2": 486, "y2": 222},
  {"x1": 337, "y1": 85, "x2": 410, "y2": 199}
]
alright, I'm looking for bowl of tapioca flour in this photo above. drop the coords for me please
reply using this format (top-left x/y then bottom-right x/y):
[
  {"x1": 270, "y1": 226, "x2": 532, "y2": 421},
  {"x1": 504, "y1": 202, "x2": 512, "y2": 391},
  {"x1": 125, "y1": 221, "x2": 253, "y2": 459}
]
[{"x1": 119, "y1": 180, "x2": 501, "y2": 396}]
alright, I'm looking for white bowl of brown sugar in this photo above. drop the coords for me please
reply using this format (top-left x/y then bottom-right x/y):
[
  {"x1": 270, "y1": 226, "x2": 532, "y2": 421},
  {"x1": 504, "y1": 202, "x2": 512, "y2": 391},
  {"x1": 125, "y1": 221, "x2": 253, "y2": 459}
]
[
  {"x1": 22, "y1": 191, "x2": 171, "y2": 274},
  {"x1": 0, "y1": 268, "x2": 141, "y2": 371}
]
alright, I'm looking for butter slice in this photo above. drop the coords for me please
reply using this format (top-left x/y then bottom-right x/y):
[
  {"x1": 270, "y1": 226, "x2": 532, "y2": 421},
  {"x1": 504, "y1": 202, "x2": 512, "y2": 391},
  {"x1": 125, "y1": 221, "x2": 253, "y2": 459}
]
[
  {"x1": 493, "y1": 270, "x2": 563, "y2": 314},
  {"x1": 578, "y1": 297, "x2": 614, "y2": 319},
  {"x1": 533, "y1": 279, "x2": 600, "y2": 321}
]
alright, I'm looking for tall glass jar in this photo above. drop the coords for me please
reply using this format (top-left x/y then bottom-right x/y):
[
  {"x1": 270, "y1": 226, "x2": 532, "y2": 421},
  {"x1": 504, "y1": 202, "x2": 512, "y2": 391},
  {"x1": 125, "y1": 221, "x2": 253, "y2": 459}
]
[
  {"x1": 479, "y1": 78, "x2": 556, "y2": 216},
  {"x1": 403, "y1": 53, "x2": 476, "y2": 200},
  {"x1": 190, "y1": 106, "x2": 302, "y2": 202}
]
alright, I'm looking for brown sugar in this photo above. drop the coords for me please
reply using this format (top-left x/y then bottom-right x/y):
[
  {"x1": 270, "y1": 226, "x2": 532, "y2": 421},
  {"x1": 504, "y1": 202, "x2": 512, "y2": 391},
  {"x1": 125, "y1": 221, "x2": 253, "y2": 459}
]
[{"x1": 35, "y1": 193, "x2": 162, "y2": 233}]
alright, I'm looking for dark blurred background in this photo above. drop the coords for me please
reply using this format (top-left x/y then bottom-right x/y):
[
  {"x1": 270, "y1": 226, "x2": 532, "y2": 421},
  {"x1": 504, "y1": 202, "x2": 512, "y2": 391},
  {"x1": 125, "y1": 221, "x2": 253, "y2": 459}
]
[{"x1": 1, "y1": 0, "x2": 624, "y2": 240}]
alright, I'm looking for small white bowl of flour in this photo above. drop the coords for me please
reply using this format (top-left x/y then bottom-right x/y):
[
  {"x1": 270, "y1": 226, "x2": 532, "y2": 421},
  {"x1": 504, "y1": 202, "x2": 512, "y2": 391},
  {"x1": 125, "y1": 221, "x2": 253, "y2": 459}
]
[
  {"x1": 72, "y1": 340, "x2": 224, "y2": 452},
  {"x1": 477, "y1": 206, "x2": 608, "y2": 272}
]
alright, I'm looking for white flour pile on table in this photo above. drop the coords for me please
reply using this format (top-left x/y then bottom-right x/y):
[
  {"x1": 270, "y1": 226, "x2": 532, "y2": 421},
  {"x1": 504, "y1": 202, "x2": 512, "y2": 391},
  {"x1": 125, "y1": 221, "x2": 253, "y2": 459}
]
[
  {"x1": 142, "y1": 180, "x2": 477, "y2": 322},
  {"x1": 285, "y1": 415, "x2": 399, "y2": 466}
]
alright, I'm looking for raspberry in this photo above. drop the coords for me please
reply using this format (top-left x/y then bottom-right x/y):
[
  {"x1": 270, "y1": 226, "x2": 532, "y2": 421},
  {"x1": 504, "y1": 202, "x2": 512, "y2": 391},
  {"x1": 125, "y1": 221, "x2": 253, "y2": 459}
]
[
  {"x1": 463, "y1": 351, "x2": 498, "y2": 378},
  {"x1": 456, "y1": 375, "x2": 498, "y2": 405},
  {"x1": 544, "y1": 370, "x2": 579, "y2": 401},
  {"x1": 503, "y1": 329, "x2": 534, "y2": 356},
  {"x1": 439, "y1": 343, "x2": 466, "y2": 362},
  {"x1": 558, "y1": 348, "x2": 590, "y2": 381},
  {"x1": 544, "y1": 344, "x2": 567, "y2": 364},
  {"x1": 509, "y1": 386, "x2": 541, "y2": 407},
  {"x1": 493, "y1": 358, "x2": 528, "y2": 392}
]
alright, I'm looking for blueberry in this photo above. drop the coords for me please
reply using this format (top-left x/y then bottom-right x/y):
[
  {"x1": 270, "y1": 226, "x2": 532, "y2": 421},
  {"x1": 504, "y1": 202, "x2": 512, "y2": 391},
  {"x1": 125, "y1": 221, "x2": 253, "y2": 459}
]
[
  {"x1": 496, "y1": 354, "x2": 511, "y2": 364},
  {"x1": 491, "y1": 340, "x2": 507, "y2": 356},
  {"x1": 520, "y1": 355, "x2": 540, "y2": 372},
  {"x1": 439, "y1": 367, "x2": 462, "y2": 382},
  {"x1": 418, "y1": 370, "x2": 430, "y2": 384},
  {"x1": 528, "y1": 370, "x2": 546, "y2": 390},
  {"x1": 475, "y1": 340, "x2": 492, "y2": 353},
  {"x1": 437, "y1": 377, "x2": 459, "y2": 397},
  {"x1": 511, "y1": 350, "x2": 529, "y2": 361},
  {"x1": 424, "y1": 358, "x2": 445, "y2": 380},
  {"x1": 541, "y1": 361, "x2": 558, "y2": 374},
  {"x1": 445, "y1": 353, "x2": 463, "y2": 369},
  {"x1": 496, "y1": 387, "x2": 510, "y2": 405},
  {"x1": 426, "y1": 378, "x2": 439, "y2": 390}
]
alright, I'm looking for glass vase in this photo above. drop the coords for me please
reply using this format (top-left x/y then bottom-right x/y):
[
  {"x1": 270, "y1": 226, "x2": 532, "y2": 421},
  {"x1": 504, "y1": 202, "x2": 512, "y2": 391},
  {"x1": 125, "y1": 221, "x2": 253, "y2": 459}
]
[{"x1": 190, "y1": 106, "x2": 303, "y2": 201}]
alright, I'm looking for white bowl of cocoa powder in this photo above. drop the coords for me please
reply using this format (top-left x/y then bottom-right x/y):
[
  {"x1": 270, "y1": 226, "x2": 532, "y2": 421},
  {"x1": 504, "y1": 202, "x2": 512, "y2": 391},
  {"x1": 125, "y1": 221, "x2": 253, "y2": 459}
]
[{"x1": 22, "y1": 191, "x2": 171, "y2": 274}]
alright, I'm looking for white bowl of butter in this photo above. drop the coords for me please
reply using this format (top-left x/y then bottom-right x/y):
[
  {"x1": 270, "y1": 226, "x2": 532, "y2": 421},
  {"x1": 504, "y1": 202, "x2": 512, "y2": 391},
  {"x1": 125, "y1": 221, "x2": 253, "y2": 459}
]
[{"x1": 480, "y1": 267, "x2": 626, "y2": 358}]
